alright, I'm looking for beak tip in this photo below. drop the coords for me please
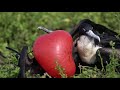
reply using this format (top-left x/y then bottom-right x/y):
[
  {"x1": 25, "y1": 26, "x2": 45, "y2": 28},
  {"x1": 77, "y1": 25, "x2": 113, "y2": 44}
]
[
  {"x1": 86, "y1": 30, "x2": 100, "y2": 43},
  {"x1": 98, "y1": 36, "x2": 101, "y2": 43}
]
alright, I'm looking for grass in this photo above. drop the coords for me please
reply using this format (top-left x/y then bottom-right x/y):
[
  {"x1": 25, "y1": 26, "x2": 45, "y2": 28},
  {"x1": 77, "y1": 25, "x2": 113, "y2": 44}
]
[
  {"x1": 0, "y1": 12, "x2": 120, "y2": 78},
  {"x1": 55, "y1": 61, "x2": 67, "y2": 78}
]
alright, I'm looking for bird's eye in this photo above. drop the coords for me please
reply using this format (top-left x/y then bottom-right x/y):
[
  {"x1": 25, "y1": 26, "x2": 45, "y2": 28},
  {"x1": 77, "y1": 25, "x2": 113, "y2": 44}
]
[
  {"x1": 91, "y1": 27, "x2": 93, "y2": 30},
  {"x1": 83, "y1": 28, "x2": 86, "y2": 32}
]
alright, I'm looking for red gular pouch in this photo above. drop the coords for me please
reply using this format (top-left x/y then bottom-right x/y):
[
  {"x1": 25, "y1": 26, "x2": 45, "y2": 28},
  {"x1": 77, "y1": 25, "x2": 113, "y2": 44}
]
[{"x1": 33, "y1": 30, "x2": 76, "y2": 78}]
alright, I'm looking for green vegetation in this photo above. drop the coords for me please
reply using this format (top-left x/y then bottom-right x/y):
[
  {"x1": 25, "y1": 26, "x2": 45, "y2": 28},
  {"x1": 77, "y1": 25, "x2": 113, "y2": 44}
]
[{"x1": 0, "y1": 12, "x2": 120, "y2": 78}]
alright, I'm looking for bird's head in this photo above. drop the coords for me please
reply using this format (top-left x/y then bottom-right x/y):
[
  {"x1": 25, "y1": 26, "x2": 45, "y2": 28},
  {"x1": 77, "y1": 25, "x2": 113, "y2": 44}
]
[
  {"x1": 71, "y1": 19, "x2": 100, "y2": 45},
  {"x1": 78, "y1": 23, "x2": 100, "y2": 45}
]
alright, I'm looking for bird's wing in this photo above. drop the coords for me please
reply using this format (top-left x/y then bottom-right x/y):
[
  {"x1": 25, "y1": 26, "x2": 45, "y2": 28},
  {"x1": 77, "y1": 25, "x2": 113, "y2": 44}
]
[
  {"x1": 92, "y1": 23, "x2": 120, "y2": 48},
  {"x1": 18, "y1": 46, "x2": 28, "y2": 78}
]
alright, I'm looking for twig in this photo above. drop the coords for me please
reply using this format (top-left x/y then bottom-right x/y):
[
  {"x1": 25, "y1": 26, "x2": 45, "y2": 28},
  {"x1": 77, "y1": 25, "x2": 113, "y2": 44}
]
[{"x1": 37, "y1": 26, "x2": 53, "y2": 33}]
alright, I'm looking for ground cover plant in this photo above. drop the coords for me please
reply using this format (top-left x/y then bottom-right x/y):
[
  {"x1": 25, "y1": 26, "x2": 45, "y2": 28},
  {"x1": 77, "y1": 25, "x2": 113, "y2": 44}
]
[{"x1": 0, "y1": 12, "x2": 120, "y2": 78}]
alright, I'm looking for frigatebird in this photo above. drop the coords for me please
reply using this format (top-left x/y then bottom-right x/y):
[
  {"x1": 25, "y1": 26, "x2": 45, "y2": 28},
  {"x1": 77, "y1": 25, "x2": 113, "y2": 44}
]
[
  {"x1": 6, "y1": 46, "x2": 45, "y2": 78},
  {"x1": 70, "y1": 19, "x2": 120, "y2": 73}
]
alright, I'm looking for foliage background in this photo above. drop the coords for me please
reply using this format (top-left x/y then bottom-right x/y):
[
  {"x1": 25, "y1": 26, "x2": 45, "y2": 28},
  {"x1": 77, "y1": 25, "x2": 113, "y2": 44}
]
[{"x1": 0, "y1": 12, "x2": 120, "y2": 78}]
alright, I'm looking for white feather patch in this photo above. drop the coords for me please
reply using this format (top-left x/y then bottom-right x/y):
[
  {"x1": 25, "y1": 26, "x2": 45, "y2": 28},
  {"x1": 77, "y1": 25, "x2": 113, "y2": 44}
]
[{"x1": 77, "y1": 35, "x2": 101, "y2": 64}]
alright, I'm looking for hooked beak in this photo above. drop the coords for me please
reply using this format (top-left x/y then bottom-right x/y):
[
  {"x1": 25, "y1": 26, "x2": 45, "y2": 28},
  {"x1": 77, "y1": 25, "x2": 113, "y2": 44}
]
[{"x1": 86, "y1": 30, "x2": 100, "y2": 43}]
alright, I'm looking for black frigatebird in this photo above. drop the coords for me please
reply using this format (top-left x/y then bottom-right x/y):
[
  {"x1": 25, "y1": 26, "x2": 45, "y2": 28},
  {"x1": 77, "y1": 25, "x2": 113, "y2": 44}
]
[{"x1": 70, "y1": 19, "x2": 120, "y2": 73}]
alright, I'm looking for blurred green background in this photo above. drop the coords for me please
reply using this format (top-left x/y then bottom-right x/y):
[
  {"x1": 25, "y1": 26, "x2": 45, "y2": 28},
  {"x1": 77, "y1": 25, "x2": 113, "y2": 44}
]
[{"x1": 0, "y1": 12, "x2": 120, "y2": 78}]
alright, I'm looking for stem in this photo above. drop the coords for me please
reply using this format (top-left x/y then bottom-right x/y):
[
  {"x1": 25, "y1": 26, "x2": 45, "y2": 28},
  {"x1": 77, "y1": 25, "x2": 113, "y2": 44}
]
[
  {"x1": 6, "y1": 47, "x2": 20, "y2": 55},
  {"x1": 98, "y1": 50, "x2": 105, "y2": 72},
  {"x1": 37, "y1": 26, "x2": 53, "y2": 33}
]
